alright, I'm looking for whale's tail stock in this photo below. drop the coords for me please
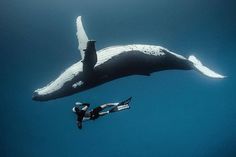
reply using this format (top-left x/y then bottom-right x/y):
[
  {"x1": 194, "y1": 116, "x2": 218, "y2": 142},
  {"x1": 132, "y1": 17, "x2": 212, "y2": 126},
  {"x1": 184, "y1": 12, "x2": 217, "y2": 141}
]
[{"x1": 188, "y1": 55, "x2": 226, "y2": 79}]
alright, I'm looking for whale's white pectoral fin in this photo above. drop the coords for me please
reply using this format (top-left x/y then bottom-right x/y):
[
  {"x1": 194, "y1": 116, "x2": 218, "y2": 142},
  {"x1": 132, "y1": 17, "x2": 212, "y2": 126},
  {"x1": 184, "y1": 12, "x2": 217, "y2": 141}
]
[
  {"x1": 76, "y1": 16, "x2": 89, "y2": 60},
  {"x1": 188, "y1": 55, "x2": 226, "y2": 79},
  {"x1": 76, "y1": 16, "x2": 97, "y2": 72}
]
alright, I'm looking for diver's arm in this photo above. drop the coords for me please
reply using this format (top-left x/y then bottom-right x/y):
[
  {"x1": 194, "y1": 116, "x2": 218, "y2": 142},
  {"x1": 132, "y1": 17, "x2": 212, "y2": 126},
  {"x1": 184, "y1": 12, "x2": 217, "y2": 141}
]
[
  {"x1": 75, "y1": 103, "x2": 90, "y2": 111},
  {"x1": 82, "y1": 104, "x2": 89, "y2": 111}
]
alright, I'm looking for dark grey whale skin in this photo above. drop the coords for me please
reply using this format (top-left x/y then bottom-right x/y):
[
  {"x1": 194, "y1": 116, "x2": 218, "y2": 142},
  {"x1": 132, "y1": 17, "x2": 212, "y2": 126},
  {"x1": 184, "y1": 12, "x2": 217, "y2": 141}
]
[{"x1": 32, "y1": 49, "x2": 192, "y2": 101}]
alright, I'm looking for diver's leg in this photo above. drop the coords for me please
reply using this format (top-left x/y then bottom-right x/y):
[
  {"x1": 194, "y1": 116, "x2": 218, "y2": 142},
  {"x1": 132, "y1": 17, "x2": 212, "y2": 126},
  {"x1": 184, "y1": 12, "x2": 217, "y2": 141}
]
[
  {"x1": 100, "y1": 103, "x2": 119, "y2": 109},
  {"x1": 96, "y1": 103, "x2": 119, "y2": 117},
  {"x1": 91, "y1": 101, "x2": 128, "y2": 119},
  {"x1": 100, "y1": 97, "x2": 132, "y2": 109},
  {"x1": 109, "y1": 101, "x2": 131, "y2": 113},
  {"x1": 98, "y1": 111, "x2": 110, "y2": 116},
  {"x1": 99, "y1": 104, "x2": 130, "y2": 115}
]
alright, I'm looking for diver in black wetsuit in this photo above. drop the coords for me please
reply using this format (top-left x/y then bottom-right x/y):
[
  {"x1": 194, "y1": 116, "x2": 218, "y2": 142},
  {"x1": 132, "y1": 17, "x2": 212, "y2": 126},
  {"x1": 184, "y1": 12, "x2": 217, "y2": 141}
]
[
  {"x1": 72, "y1": 97, "x2": 132, "y2": 129},
  {"x1": 73, "y1": 103, "x2": 90, "y2": 129}
]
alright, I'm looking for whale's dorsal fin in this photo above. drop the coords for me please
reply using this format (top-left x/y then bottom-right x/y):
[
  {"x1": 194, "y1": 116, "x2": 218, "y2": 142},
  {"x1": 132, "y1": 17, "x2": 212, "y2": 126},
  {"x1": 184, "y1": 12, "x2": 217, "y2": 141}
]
[{"x1": 76, "y1": 16, "x2": 89, "y2": 60}]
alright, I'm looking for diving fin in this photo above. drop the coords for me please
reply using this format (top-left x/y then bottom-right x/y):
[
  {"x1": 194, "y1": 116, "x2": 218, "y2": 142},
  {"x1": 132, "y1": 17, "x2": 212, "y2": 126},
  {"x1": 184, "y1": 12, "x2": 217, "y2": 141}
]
[{"x1": 109, "y1": 97, "x2": 132, "y2": 113}]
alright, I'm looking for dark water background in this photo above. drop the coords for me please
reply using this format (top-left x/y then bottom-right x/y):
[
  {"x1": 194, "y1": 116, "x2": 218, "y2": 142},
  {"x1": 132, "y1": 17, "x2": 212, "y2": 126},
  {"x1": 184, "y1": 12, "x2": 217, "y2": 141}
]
[{"x1": 1, "y1": 0, "x2": 236, "y2": 157}]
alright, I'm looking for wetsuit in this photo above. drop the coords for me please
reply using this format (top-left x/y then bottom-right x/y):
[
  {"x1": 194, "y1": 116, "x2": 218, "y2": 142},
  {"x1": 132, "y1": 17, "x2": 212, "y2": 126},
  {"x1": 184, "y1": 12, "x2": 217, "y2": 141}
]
[
  {"x1": 89, "y1": 106, "x2": 103, "y2": 120},
  {"x1": 73, "y1": 97, "x2": 131, "y2": 129}
]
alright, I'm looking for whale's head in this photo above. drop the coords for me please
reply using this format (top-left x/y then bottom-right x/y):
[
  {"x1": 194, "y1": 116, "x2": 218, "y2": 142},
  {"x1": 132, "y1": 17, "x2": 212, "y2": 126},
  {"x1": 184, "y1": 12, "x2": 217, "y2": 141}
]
[{"x1": 32, "y1": 62, "x2": 83, "y2": 101}]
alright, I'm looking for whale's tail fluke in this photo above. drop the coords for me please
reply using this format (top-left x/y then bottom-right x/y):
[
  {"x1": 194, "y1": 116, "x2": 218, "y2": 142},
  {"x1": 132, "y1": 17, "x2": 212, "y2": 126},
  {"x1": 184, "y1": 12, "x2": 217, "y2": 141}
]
[{"x1": 188, "y1": 55, "x2": 226, "y2": 79}]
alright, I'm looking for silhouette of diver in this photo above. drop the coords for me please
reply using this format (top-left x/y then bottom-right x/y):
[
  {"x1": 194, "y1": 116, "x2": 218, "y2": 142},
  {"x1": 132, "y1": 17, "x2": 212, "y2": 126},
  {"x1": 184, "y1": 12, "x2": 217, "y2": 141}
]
[{"x1": 72, "y1": 97, "x2": 132, "y2": 129}]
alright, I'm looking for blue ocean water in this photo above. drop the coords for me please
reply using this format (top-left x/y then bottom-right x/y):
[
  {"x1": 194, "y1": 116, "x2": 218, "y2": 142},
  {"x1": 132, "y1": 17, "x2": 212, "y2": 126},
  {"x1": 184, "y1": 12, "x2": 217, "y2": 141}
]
[{"x1": 1, "y1": 0, "x2": 236, "y2": 156}]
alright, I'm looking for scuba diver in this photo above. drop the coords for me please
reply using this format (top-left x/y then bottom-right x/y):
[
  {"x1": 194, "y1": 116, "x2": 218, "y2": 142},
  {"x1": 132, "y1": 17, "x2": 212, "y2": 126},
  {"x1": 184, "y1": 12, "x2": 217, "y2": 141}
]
[{"x1": 72, "y1": 97, "x2": 132, "y2": 129}]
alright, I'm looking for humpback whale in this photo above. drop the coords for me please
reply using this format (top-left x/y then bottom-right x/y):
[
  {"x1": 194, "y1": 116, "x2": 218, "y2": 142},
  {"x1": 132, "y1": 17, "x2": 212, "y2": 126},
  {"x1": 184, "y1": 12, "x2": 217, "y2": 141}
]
[{"x1": 32, "y1": 16, "x2": 225, "y2": 101}]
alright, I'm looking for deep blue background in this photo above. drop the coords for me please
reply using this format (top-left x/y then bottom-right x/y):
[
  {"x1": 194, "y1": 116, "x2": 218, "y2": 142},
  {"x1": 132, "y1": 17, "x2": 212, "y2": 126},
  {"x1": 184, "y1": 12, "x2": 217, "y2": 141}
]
[{"x1": 1, "y1": 0, "x2": 236, "y2": 157}]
